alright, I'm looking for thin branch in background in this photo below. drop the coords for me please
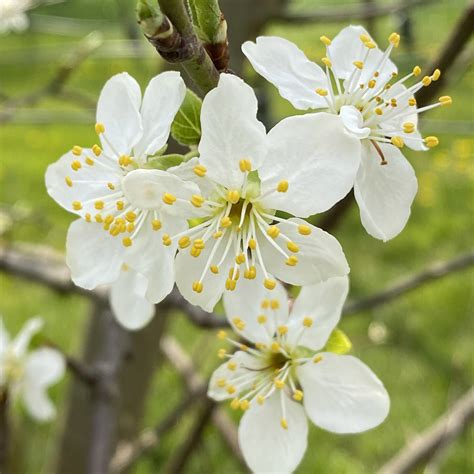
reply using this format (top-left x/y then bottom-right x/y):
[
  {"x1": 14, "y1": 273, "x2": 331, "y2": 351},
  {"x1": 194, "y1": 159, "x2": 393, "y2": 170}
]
[
  {"x1": 378, "y1": 387, "x2": 474, "y2": 474},
  {"x1": 0, "y1": 391, "x2": 9, "y2": 474}
]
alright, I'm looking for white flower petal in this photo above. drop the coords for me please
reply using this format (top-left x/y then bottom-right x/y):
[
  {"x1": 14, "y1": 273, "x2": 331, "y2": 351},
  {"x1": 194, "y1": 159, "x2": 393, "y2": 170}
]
[
  {"x1": 134, "y1": 71, "x2": 186, "y2": 159},
  {"x1": 11, "y1": 317, "x2": 43, "y2": 357},
  {"x1": 167, "y1": 157, "x2": 216, "y2": 197},
  {"x1": 96, "y1": 72, "x2": 143, "y2": 157},
  {"x1": 110, "y1": 268, "x2": 155, "y2": 330},
  {"x1": 259, "y1": 113, "x2": 360, "y2": 216},
  {"x1": 354, "y1": 142, "x2": 418, "y2": 241},
  {"x1": 287, "y1": 276, "x2": 349, "y2": 351},
  {"x1": 22, "y1": 384, "x2": 57, "y2": 422},
  {"x1": 199, "y1": 74, "x2": 267, "y2": 190},
  {"x1": 298, "y1": 353, "x2": 390, "y2": 433},
  {"x1": 45, "y1": 149, "x2": 121, "y2": 218},
  {"x1": 0, "y1": 319, "x2": 10, "y2": 359},
  {"x1": 242, "y1": 36, "x2": 328, "y2": 110},
  {"x1": 339, "y1": 105, "x2": 371, "y2": 139},
  {"x1": 223, "y1": 268, "x2": 289, "y2": 344},
  {"x1": 258, "y1": 218, "x2": 349, "y2": 286},
  {"x1": 121, "y1": 169, "x2": 202, "y2": 218},
  {"x1": 66, "y1": 219, "x2": 124, "y2": 289},
  {"x1": 238, "y1": 392, "x2": 308, "y2": 473}
]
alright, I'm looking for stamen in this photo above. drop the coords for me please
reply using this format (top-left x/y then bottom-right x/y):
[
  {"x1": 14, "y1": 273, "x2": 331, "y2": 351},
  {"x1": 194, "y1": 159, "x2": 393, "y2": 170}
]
[
  {"x1": 72, "y1": 146, "x2": 82, "y2": 156},
  {"x1": 424, "y1": 136, "x2": 439, "y2": 148},
  {"x1": 193, "y1": 164, "x2": 207, "y2": 177},
  {"x1": 297, "y1": 224, "x2": 311, "y2": 235},
  {"x1": 239, "y1": 159, "x2": 252, "y2": 172},
  {"x1": 277, "y1": 180, "x2": 289, "y2": 193},
  {"x1": 162, "y1": 193, "x2": 176, "y2": 205},
  {"x1": 227, "y1": 190, "x2": 240, "y2": 204},
  {"x1": 320, "y1": 35, "x2": 331, "y2": 46},
  {"x1": 95, "y1": 123, "x2": 105, "y2": 134}
]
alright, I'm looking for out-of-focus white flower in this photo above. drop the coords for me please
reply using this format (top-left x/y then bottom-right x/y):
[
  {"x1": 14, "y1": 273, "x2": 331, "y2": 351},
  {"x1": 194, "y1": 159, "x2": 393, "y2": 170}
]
[
  {"x1": 45, "y1": 71, "x2": 196, "y2": 330},
  {"x1": 0, "y1": 0, "x2": 35, "y2": 34},
  {"x1": 243, "y1": 26, "x2": 452, "y2": 241},
  {"x1": 0, "y1": 317, "x2": 65, "y2": 422},
  {"x1": 208, "y1": 275, "x2": 390, "y2": 473},
  {"x1": 127, "y1": 74, "x2": 360, "y2": 311}
]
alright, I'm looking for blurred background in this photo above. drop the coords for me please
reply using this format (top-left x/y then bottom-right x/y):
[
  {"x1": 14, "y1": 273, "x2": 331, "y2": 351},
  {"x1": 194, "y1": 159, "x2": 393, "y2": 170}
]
[{"x1": 0, "y1": 0, "x2": 473, "y2": 472}]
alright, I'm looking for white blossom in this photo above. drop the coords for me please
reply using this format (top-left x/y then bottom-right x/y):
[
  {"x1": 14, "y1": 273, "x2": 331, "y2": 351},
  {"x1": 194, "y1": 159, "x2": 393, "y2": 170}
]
[
  {"x1": 243, "y1": 26, "x2": 452, "y2": 241},
  {"x1": 208, "y1": 275, "x2": 389, "y2": 473},
  {"x1": 0, "y1": 317, "x2": 65, "y2": 422},
  {"x1": 0, "y1": 0, "x2": 35, "y2": 34}
]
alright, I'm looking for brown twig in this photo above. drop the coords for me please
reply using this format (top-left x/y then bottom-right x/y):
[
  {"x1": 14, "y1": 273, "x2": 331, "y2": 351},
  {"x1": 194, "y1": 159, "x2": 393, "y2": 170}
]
[
  {"x1": 0, "y1": 390, "x2": 9, "y2": 474},
  {"x1": 378, "y1": 387, "x2": 474, "y2": 474}
]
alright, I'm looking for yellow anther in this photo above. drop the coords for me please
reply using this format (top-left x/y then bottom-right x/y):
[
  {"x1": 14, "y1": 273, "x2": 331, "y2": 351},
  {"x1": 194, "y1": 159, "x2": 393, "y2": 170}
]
[
  {"x1": 213, "y1": 230, "x2": 223, "y2": 239},
  {"x1": 65, "y1": 176, "x2": 73, "y2": 187},
  {"x1": 321, "y1": 57, "x2": 332, "y2": 67},
  {"x1": 152, "y1": 219, "x2": 162, "y2": 231},
  {"x1": 126, "y1": 223, "x2": 135, "y2": 233},
  {"x1": 240, "y1": 400, "x2": 250, "y2": 411},
  {"x1": 95, "y1": 214, "x2": 103, "y2": 223},
  {"x1": 316, "y1": 88, "x2": 328, "y2": 96},
  {"x1": 226, "y1": 278, "x2": 237, "y2": 291},
  {"x1": 217, "y1": 378, "x2": 226, "y2": 388},
  {"x1": 95, "y1": 123, "x2": 105, "y2": 134},
  {"x1": 261, "y1": 299, "x2": 270, "y2": 309},
  {"x1": 298, "y1": 224, "x2": 311, "y2": 235},
  {"x1": 391, "y1": 136, "x2": 405, "y2": 148},
  {"x1": 375, "y1": 107, "x2": 383, "y2": 115},
  {"x1": 122, "y1": 237, "x2": 133, "y2": 247},
  {"x1": 293, "y1": 390, "x2": 304, "y2": 401},
  {"x1": 239, "y1": 159, "x2": 252, "y2": 172},
  {"x1": 239, "y1": 344, "x2": 249, "y2": 352},
  {"x1": 217, "y1": 330, "x2": 227, "y2": 340},
  {"x1": 365, "y1": 41, "x2": 376, "y2": 49},
  {"x1": 191, "y1": 194, "x2": 205, "y2": 208},
  {"x1": 107, "y1": 182, "x2": 115, "y2": 190},
  {"x1": 359, "y1": 34, "x2": 371, "y2": 43},
  {"x1": 232, "y1": 318, "x2": 246, "y2": 331},
  {"x1": 227, "y1": 189, "x2": 240, "y2": 204},
  {"x1": 217, "y1": 348, "x2": 227, "y2": 359},
  {"x1": 277, "y1": 180, "x2": 289, "y2": 193},
  {"x1": 94, "y1": 201, "x2": 104, "y2": 210},
  {"x1": 226, "y1": 385, "x2": 236, "y2": 395},
  {"x1": 190, "y1": 247, "x2": 201, "y2": 257},
  {"x1": 242, "y1": 266, "x2": 255, "y2": 280},
  {"x1": 72, "y1": 145, "x2": 82, "y2": 156},
  {"x1": 424, "y1": 136, "x2": 439, "y2": 148},
  {"x1": 320, "y1": 35, "x2": 331, "y2": 45},
  {"x1": 277, "y1": 325, "x2": 288, "y2": 336},
  {"x1": 390, "y1": 98, "x2": 398, "y2": 107},
  {"x1": 162, "y1": 234, "x2": 172, "y2": 246},
  {"x1": 178, "y1": 236, "x2": 191, "y2": 248},
  {"x1": 408, "y1": 98, "x2": 417, "y2": 107},
  {"x1": 104, "y1": 215, "x2": 114, "y2": 225},
  {"x1": 286, "y1": 255, "x2": 298, "y2": 266},
  {"x1": 72, "y1": 201, "x2": 82, "y2": 211},
  {"x1": 92, "y1": 144, "x2": 102, "y2": 156},
  {"x1": 85, "y1": 157, "x2": 94, "y2": 166},
  {"x1": 271, "y1": 341, "x2": 280, "y2": 352},
  {"x1": 287, "y1": 241, "x2": 299, "y2": 253},
  {"x1": 193, "y1": 164, "x2": 207, "y2": 177},
  {"x1": 125, "y1": 211, "x2": 136, "y2": 222},
  {"x1": 119, "y1": 155, "x2": 132, "y2": 167},
  {"x1": 303, "y1": 317, "x2": 313, "y2": 328},
  {"x1": 264, "y1": 278, "x2": 276, "y2": 290},
  {"x1": 431, "y1": 69, "x2": 441, "y2": 81},
  {"x1": 403, "y1": 122, "x2": 415, "y2": 134},
  {"x1": 116, "y1": 201, "x2": 124, "y2": 211},
  {"x1": 353, "y1": 60, "x2": 364, "y2": 70},
  {"x1": 85, "y1": 213, "x2": 91, "y2": 222},
  {"x1": 210, "y1": 265, "x2": 219, "y2": 274},
  {"x1": 257, "y1": 315, "x2": 267, "y2": 324},
  {"x1": 192, "y1": 281, "x2": 203, "y2": 293},
  {"x1": 220, "y1": 216, "x2": 232, "y2": 228},
  {"x1": 313, "y1": 355, "x2": 323, "y2": 364},
  {"x1": 235, "y1": 253, "x2": 246, "y2": 265},
  {"x1": 193, "y1": 238, "x2": 205, "y2": 250},
  {"x1": 422, "y1": 76, "x2": 432, "y2": 87},
  {"x1": 266, "y1": 226, "x2": 280, "y2": 239},
  {"x1": 248, "y1": 238, "x2": 257, "y2": 250},
  {"x1": 257, "y1": 395, "x2": 266, "y2": 405},
  {"x1": 230, "y1": 398, "x2": 241, "y2": 410},
  {"x1": 270, "y1": 299, "x2": 279, "y2": 310},
  {"x1": 227, "y1": 361, "x2": 237, "y2": 371},
  {"x1": 162, "y1": 193, "x2": 176, "y2": 205},
  {"x1": 275, "y1": 379, "x2": 285, "y2": 389},
  {"x1": 368, "y1": 79, "x2": 376, "y2": 89},
  {"x1": 439, "y1": 95, "x2": 452, "y2": 106},
  {"x1": 388, "y1": 32, "x2": 400, "y2": 47},
  {"x1": 71, "y1": 160, "x2": 82, "y2": 171}
]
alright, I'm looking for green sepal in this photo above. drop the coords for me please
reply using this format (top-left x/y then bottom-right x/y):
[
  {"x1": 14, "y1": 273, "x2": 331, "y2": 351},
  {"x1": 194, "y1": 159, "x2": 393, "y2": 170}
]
[
  {"x1": 245, "y1": 170, "x2": 261, "y2": 199},
  {"x1": 146, "y1": 154, "x2": 185, "y2": 170},
  {"x1": 171, "y1": 89, "x2": 202, "y2": 146},
  {"x1": 324, "y1": 328, "x2": 352, "y2": 355}
]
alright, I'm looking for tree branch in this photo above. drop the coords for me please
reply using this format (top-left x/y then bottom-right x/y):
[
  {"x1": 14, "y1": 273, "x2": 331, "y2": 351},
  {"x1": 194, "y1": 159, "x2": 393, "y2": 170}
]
[{"x1": 378, "y1": 387, "x2": 474, "y2": 474}]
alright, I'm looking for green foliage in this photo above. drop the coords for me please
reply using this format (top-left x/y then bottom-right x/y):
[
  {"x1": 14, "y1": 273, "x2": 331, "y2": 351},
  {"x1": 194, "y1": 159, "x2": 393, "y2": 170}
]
[
  {"x1": 171, "y1": 88, "x2": 202, "y2": 147},
  {"x1": 325, "y1": 329, "x2": 352, "y2": 355}
]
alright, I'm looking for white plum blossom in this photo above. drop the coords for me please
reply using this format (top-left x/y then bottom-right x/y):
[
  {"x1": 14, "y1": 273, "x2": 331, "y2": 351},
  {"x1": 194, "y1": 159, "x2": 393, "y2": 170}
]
[
  {"x1": 243, "y1": 26, "x2": 452, "y2": 241},
  {"x1": 126, "y1": 74, "x2": 361, "y2": 311},
  {"x1": 0, "y1": 317, "x2": 65, "y2": 422},
  {"x1": 0, "y1": 0, "x2": 36, "y2": 34},
  {"x1": 45, "y1": 71, "x2": 197, "y2": 330},
  {"x1": 208, "y1": 275, "x2": 390, "y2": 473}
]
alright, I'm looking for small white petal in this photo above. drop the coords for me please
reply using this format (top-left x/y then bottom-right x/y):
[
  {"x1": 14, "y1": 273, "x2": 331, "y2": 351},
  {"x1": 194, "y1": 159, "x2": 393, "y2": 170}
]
[
  {"x1": 354, "y1": 142, "x2": 418, "y2": 241},
  {"x1": 242, "y1": 36, "x2": 328, "y2": 110},
  {"x1": 238, "y1": 392, "x2": 308, "y2": 473},
  {"x1": 11, "y1": 317, "x2": 44, "y2": 357},
  {"x1": 298, "y1": 353, "x2": 390, "y2": 433},
  {"x1": 339, "y1": 105, "x2": 371, "y2": 139},
  {"x1": 199, "y1": 74, "x2": 266, "y2": 190}
]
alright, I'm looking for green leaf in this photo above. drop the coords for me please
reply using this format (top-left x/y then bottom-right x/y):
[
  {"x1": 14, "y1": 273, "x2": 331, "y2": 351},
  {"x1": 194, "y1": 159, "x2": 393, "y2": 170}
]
[
  {"x1": 171, "y1": 89, "x2": 202, "y2": 146},
  {"x1": 324, "y1": 328, "x2": 352, "y2": 355},
  {"x1": 146, "y1": 154, "x2": 184, "y2": 170}
]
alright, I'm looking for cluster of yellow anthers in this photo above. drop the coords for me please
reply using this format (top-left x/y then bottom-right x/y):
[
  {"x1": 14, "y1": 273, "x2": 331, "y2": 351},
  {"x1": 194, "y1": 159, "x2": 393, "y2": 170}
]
[
  {"x1": 213, "y1": 297, "x2": 321, "y2": 429},
  {"x1": 66, "y1": 124, "x2": 164, "y2": 248},
  {"x1": 159, "y1": 157, "x2": 313, "y2": 295},
  {"x1": 317, "y1": 31, "x2": 452, "y2": 152}
]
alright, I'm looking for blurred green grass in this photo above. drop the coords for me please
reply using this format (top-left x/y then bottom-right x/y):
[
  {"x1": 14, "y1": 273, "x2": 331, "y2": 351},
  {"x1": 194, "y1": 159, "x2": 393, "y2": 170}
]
[{"x1": 0, "y1": 0, "x2": 473, "y2": 473}]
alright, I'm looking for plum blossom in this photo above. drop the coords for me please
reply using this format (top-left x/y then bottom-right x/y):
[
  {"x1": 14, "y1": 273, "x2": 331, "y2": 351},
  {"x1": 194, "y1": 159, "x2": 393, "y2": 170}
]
[
  {"x1": 125, "y1": 74, "x2": 361, "y2": 311},
  {"x1": 243, "y1": 26, "x2": 452, "y2": 241},
  {"x1": 0, "y1": 317, "x2": 65, "y2": 422},
  {"x1": 208, "y1": 275, "x2": 389, "y2": 473},
  {"x1": 45, "y1": 71, "x2": 197, "y2": 330},
  {"x1": 0, "y1": 0, "x2": 36, "y2": 34}
]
